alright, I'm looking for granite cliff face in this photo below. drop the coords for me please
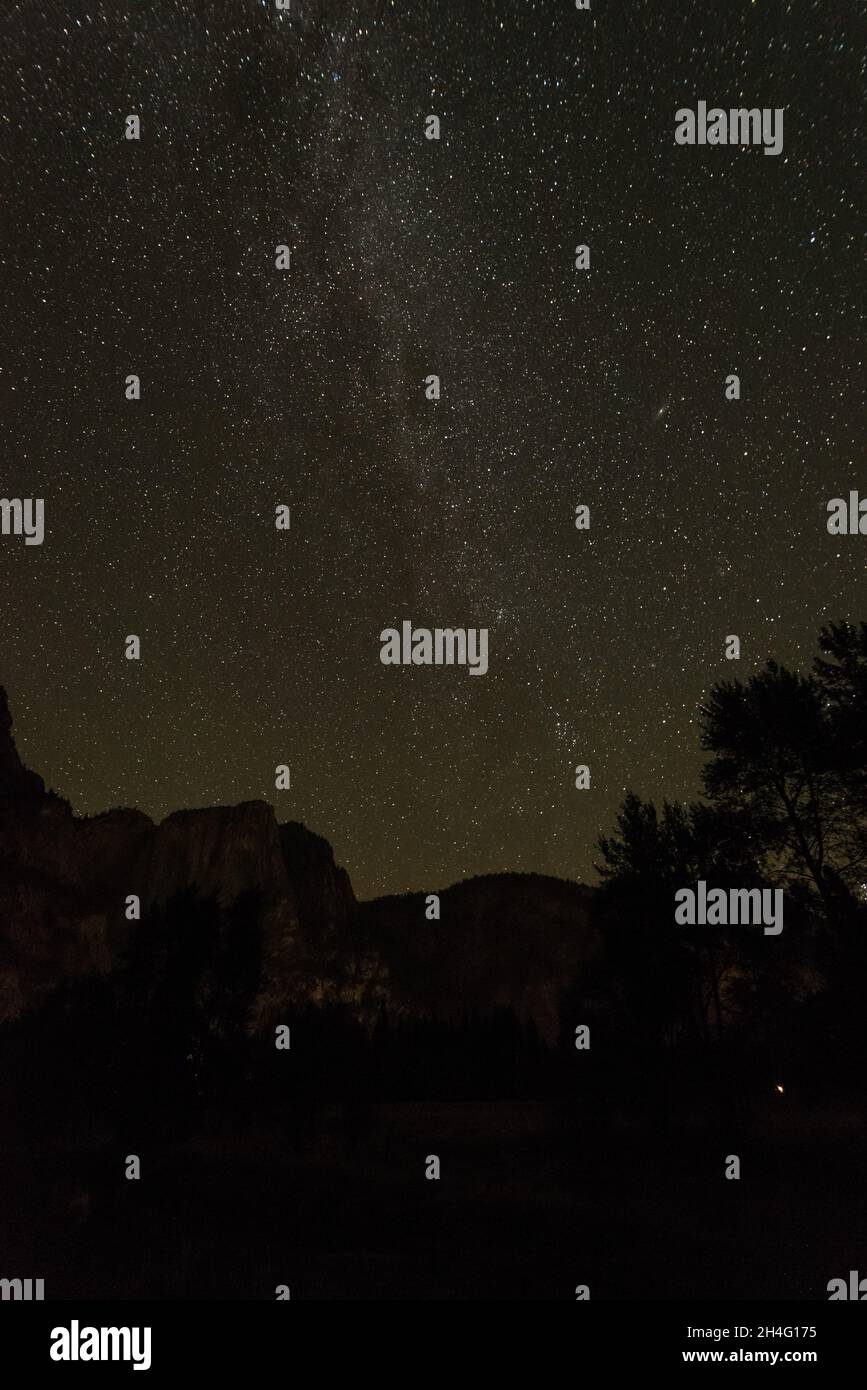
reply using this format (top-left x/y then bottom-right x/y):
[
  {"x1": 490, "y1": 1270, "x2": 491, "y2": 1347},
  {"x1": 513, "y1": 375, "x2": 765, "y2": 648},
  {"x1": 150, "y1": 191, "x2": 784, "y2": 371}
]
[
  {"x1": 0, "y1": 687, "x2": 46, "y2": 803},
  {"x1": 0, "y1": 687, "x2": 596, "y2": 1038},
  {"x1": 0, "y1": 688, "x2": 356, "y2": 1020},
  {"x1": 353, "y1": 875, "x2": 597, "y2": 1043},
  {"x1": 141, "y1": 801, "x2": 290, "y2": 908}
]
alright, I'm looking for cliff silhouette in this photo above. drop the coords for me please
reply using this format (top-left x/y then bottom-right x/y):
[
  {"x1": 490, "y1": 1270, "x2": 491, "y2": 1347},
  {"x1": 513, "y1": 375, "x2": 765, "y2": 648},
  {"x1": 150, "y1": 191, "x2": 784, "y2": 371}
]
[{"x1": 0, "y1": 686, "x2": 596, "y2": 1037}]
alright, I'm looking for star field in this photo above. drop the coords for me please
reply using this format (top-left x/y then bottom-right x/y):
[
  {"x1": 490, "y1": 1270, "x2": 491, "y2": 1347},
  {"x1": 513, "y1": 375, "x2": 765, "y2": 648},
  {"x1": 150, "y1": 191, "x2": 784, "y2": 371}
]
[{"x1": 0, "y1": 0, "x2": 864, "y2": 897}]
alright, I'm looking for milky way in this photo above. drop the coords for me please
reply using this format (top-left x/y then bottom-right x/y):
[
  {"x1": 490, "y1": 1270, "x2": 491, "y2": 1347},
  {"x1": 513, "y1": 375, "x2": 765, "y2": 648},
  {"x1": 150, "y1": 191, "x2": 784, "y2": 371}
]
[{"x1": 0, "y1": 0, "x2": 863, "y2": 896}]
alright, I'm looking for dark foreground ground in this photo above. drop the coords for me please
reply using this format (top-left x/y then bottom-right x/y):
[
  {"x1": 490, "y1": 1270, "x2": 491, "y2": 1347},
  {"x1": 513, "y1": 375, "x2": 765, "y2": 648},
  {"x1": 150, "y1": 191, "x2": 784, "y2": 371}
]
[{"x1": 2, "y1": 1099, "x2": 864, "y2": 1300}]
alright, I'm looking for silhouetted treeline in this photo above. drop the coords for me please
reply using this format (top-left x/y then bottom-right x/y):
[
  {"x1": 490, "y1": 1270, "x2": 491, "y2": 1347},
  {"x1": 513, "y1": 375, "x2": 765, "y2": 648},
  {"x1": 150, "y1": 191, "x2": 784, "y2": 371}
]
[
  {"x1": 590, "y1": 621, "x2": 867, "y2": 1106},
  {"x1": 1, "y1": 885, "x2": 563, "y2": 1157}
]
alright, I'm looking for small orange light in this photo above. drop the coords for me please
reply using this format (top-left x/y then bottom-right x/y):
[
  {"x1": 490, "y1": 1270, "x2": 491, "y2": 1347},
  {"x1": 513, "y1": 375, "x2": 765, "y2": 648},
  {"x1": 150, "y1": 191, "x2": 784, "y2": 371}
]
[{"x1": 775, "y1": 1084, "x2": 784, "y2": 1094}]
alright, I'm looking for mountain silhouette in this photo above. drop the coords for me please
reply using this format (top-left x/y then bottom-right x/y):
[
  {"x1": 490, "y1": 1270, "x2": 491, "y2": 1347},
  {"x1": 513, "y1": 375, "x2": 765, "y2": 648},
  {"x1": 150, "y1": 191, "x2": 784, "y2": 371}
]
[{"x1": 0, "y1": 686, "x2": 596, "y2": 1037}]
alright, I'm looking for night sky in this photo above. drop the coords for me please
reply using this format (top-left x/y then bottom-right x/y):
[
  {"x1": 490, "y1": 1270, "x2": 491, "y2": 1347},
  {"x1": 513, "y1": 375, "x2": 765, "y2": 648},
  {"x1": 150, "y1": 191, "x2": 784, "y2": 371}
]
[{"x1": 0, "y1": 0, "x2": 863, "y2": 898}]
